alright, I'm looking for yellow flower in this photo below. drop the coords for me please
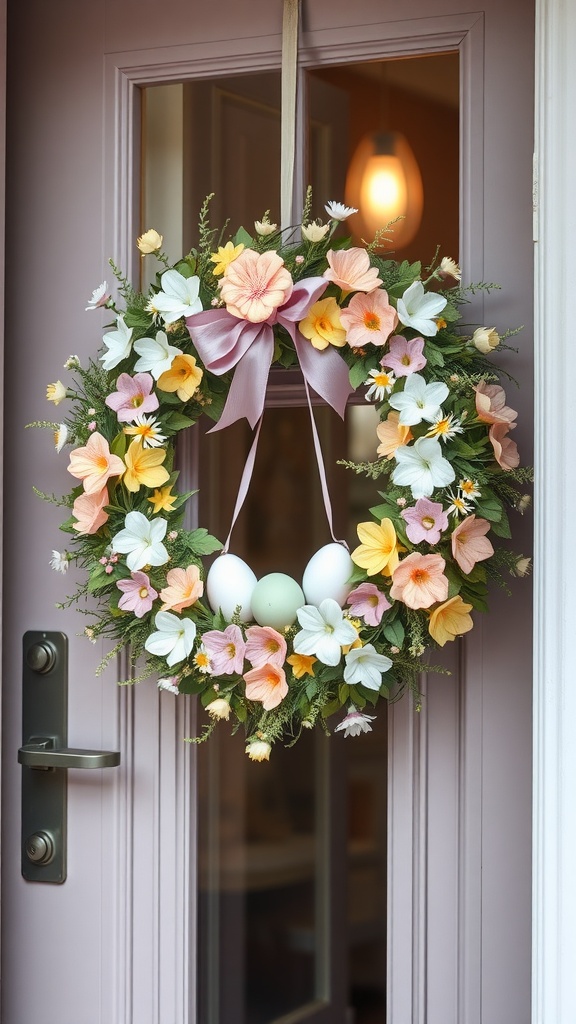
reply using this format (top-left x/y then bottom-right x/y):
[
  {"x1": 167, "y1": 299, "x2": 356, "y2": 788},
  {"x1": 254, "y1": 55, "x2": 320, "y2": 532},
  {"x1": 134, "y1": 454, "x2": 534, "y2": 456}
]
[
  {"x1": 46, "y1": 380, "x2": 67, "y2": 405},
  {"x1": 351, "y1": 518, "x2": 402, "y2": 577},
  {"x1": 123, "y1": 439, "x2": 169, "y2": 493},
  {"x1": 428, "y1": 595, "x2": 473, "y2": 646},
  {"x1": 210, "y1": 241, "x2": 245, "y2": 276},
  {"x1": 157, "y1": 354, "x2": 203, "y2": 402},
  {"x1": 147, "y1": 485, "x2": 177, "y2": 513},
  {"x1": 137, "y1": 228, "x2": 163, "y2": 254},
  {"x1": 287, "y1": 653, "x2": 317, "y2": 679},
  {"x1": 299, "y1": 297, "x2": 346, "y2": 350}
]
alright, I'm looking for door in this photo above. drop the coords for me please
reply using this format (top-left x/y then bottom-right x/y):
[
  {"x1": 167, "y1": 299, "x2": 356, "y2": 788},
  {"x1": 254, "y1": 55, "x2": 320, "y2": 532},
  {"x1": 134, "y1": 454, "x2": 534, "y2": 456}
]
[{"x1": 1, "y1": 2, "x2": 534, "y2": 1023}]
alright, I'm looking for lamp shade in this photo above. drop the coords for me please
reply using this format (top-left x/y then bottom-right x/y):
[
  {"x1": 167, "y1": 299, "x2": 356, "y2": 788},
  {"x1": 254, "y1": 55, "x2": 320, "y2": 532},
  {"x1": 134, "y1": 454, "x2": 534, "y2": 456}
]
[{"x1": 345, "y1": 131, "x2": 424, "y2": 248}]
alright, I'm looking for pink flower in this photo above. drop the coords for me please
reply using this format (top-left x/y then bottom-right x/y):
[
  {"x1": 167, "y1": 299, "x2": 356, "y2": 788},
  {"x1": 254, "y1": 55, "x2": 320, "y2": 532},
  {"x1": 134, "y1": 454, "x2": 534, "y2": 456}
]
[
  {"x1": 489, "y1": 421, "x2": 520, "y2": 470},
  {"x1": 72, "y1": 486, "x2": 109, "y2": 535},
  {"x1": 381, "y1": 335, "x2": 427, "y2": 376},
  {"x1": 202, "y1": 625, "x2": 246, "y2": 675},
  {"x1": 390, "y1": 553, "x2": 449, "y2": 609},
  {"x1": 451, "y1": 515, "x2": 494, "y2": 574},
  {"x1": 219, "y1": 249, "x2": 293, "y2": 323},
  {"x1": 67, "y1": 432, "x2": 125, "y2": 494},
  {"x1": 245, "y1": 625, "x2": 287, "y2": 668},
  {"x1": 159, "y1": 565, "x2": 204, "y2": 612},
  {"x1": 323, "y1": 248, "x2": 382, "y2": 293},
  {"x1": 340, "y1": 290, "x2": 398, "y2": 348},
  {"x1": 244, "y1": 663, "x2": 288, "y2": 710},
  {"x1": 474, "y1": 381, "x2": 517, "y2": 426},
  {"x1": 346, "y1": 583, "x2": 391, "y2": 626},
  {"x1": 401, "y1": 498, "x2": 449, "y2": 544},
  {"x1": 105, "y1": 373, "x2": 159, "y2": 423},
  {"x1": 117, "y1": 571, "x2": 158, "y2": 617}
]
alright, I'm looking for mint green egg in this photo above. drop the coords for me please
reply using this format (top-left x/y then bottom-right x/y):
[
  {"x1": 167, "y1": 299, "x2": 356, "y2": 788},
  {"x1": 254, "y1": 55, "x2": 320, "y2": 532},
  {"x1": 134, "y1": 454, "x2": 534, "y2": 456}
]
[{"x1": 250, "y1": 573, "x2": 306, "y2": 630}]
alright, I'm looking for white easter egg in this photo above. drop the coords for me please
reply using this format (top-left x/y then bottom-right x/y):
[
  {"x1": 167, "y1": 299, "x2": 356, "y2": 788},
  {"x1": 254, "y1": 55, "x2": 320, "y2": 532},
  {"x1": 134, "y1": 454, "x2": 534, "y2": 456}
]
[
  {"x1": 302, "y1": 543, "x2": 355, "y2": 608},
  {"x1": 206, "y1": 553, "x2": 257, "y2": 622},
  {"x1": 250, "y1": 573, "x2": 305, "y2": 630}
]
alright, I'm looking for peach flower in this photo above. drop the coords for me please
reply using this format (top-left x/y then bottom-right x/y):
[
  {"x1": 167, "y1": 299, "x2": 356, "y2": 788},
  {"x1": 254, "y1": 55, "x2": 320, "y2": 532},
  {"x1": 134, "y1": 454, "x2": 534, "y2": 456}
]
[
  {"x1": 72, "y1": 486, "x2": 109, "y2": 535},
  {"x1": 245, "y1": 626, "x2": 287, "y2": 669},
  {"x1": 340, "y1": 289, "x2": 398, "y2": 348},
  {"x1": 244, "y1": 663, "x2": 288, "y2": 711},
  {"x1": 428, "y1": 595, "x2": 474, "y2": 646},
  {"x1": 390, "y1": 552, "x2": 449, "y2": 609},
  {"x1": 376, "y1": 412, "x2": 413, "y2": 459},
  {"x1": 451, "y1": 515, "x2": 494, "y2": 574},
  {"x1": 219, "y1": 249, "x2": 293, "y2": 323},
  {"x1": 160, "y1": 565, "x2": 204, "y2": 612},
  {"x1": 67, "y1": 432, "x2": 125, "y2": 495},
  {"x1": 323, "y1": 248, "x2": 383, "y2": 293},
  {"x1": 474, "y1": 381, "x2": 517, "y2": 426},
  {"x1": 489, "y1": 421, "x2": 520, "y2": 470}
]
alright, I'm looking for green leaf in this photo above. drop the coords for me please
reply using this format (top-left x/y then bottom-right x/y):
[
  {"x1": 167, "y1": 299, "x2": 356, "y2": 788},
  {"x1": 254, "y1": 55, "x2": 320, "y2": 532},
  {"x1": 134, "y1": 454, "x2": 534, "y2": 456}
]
[
  {"x1": 110, "y1": 431, "x2": 127, "y2": 459},
  {"x1": 234, "y1": 226, "x2": 254, "y2": 247},
  {"x1": 185, "y1": 528, "x2": 223, "y2": 556},
  {"x1": 349, "y1": 359, "x2": 369, "y2": 390},
  {"x1": 174, "y1": 260, "x2": 193, "y2": 279},
  {"x1": 163, "y1": 411, "x2": 197, "y2": 432},
  {"x1": 489, "y1": 510, "x2": 512, "y2": 539},
  {"x1": 305, "y1": 679, "x2": 318, "y2": 701},
  {"x1": 383, "y1": 619, "x2": 405, "y2": 647},
  {"x1": 338, "y1": 683, "x2": 350, "y2": 705},
  {"x1": 475, "y1": 496, "x2": 504, "y2": 522}
]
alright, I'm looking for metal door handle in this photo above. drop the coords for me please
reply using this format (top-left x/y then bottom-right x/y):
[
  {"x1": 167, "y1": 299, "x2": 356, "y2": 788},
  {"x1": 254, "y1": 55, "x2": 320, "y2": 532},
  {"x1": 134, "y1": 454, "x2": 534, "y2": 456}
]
[{"x1": 18, "y1": 740, "x2": 120, "y2": 770}]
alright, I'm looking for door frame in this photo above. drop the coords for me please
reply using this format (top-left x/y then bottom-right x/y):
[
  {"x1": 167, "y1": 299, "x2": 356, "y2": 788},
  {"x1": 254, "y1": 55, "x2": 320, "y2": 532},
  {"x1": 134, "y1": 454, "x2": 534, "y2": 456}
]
[{"x1": 0, "y1": 1, "x2": 572, "y2": 1021}]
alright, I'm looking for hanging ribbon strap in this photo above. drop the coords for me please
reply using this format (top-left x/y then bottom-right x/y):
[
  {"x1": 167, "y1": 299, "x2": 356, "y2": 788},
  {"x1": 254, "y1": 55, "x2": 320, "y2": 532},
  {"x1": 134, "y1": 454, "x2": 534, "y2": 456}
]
[{"x1": 281, "y1": 0, "x2": 300, "y2": 231}]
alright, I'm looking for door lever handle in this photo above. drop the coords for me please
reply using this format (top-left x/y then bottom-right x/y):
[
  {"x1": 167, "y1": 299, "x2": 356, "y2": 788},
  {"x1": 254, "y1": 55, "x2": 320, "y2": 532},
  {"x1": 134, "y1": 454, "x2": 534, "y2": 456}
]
[{"x1": 18, "y1": 740, "x2": 120, "y2": 770}]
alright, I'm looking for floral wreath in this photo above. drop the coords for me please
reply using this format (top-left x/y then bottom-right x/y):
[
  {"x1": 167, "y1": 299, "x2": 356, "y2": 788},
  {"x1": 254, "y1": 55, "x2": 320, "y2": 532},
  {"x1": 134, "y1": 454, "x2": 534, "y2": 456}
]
[{"x1": 36, "y1": 194, "x2": 531, "y2": 761}]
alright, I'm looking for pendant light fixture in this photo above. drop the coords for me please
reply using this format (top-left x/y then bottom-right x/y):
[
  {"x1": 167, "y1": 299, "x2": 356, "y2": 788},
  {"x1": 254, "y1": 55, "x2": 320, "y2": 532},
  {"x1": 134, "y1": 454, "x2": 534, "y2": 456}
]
[{"x1": 345, "y1": 130, "x2": 424, "y2": 249}]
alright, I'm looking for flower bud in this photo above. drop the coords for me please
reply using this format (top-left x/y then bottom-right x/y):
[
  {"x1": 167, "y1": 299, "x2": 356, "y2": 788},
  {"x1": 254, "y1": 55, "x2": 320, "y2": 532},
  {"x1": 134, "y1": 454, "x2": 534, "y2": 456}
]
[
  {"x1": 137, "y1": 229, "x2": 163, "y2": 254},
  {"x1": 513, "y1": 556, "x2": 532, "y2": 578},
  {"x1": 301, "y1": 221, "x2": 330, "y2": 243},
  {"x1": 439, "y1": 257, "x2": 461, "y2": 281},
  {"x1": 53, "y1": 424, "x2": 68, "y2": 452},
  {"x1": 46, "y1": 380, "x2": 67, "y2": 405},
  {"x1": 517, "y1": 494, "x2": 531, "y2": 514},
  {"x1": 245, "y1": 739, "x2": 271, "y2": 762},
  {"x1": 254, "y1": 215, "x2": 277, "y2": 236},
  {"x1": 206, "y1": 698, "x2": 231, "y2": 721},
  {"x1": 472, "y1": 327, "x2": 500, "y2": 354}
]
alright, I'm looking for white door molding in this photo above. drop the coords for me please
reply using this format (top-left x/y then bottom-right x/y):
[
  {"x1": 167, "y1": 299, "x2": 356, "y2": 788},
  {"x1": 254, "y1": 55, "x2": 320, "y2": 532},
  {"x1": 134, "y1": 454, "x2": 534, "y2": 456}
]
[{"x1": 533, "y1": 3, "x2": 576, "y2": 1022}]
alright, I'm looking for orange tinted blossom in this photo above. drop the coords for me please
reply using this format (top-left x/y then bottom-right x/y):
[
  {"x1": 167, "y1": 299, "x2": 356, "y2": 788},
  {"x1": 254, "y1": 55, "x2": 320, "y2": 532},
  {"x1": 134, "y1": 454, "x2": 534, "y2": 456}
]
[
  {"x1": 160, "y1": 565, "x2": 204, "y2": 612},
  {"x1": 157, "y1": 353, "x2": 203, "y2": 401},
  {"x1": 390, "y1": 553, "x2": 449, "y2": 609},
  {"x1": 376, "y1": 413, "x2": 413, "y2": 460},
  {"x1": 489, "y1": 421, "x2": 520, "y2": 470},
  {"x1": 219, "y1": 249, "x2": 293, "y2": 323},
  {"x1": 72, "y1": 486, "x2": 109, "y2": 535},
  {"x1": 287, "y1": 653, "x2": 317, "y2": 678},
  {"x1": 474, "y1": 381, "x2": 517, "y2": 426},
  {"x1": 428, "y1": 595, "x2": 474, "y2": 646},
  {"x1": 451, "y1": 515, "x2": 494, "y2": 574},
  {"x1": 67, "y1": 432, "x2": 125, "y2": 494},
  {"x1": 323, "y1": 248, "x2": 382, "y2": 293},
  {"x1": 244, "y1": 663, "x2": 288, "y2": 711}
]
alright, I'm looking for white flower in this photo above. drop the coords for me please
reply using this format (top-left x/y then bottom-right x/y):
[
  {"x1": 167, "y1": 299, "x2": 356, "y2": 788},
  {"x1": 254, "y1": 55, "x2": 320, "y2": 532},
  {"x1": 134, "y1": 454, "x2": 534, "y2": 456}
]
[
  {"x1": 53, "y1": 424, "x2": 68, "y2": 452},
  {"x1": 301, "y1": 220, "x2": 330, "y2": 242},
  {"x1": 158, "y1": 676, "x2": 180, "y2": 695},
  {"x1": 64, "y1": 354, "x2": 81, "y2": 370},
  {"x1": 396, "y1": 281, "x2": 447, "y2": 336},
  {"x1": 472, "y1": 326, "x2": 500, "y2": 354},
  {"x1": 50, "y1": 550, "x2": 70, "y2": 573},
  {"x1": 364, "y1": 368, "x2": 396, "y2": 402},
  {"x1": 459, "y1": 478, "x2": 481, "y2": 500},
  {"x1": 100, "y1": 315, "x2": 133, "y2": 371},
  {"x1": 85, "y1": 281, "x2": 110, "y2": 311},
  {"x1": 343, "y1": 644, "x2": 392, "y2": 690},
  {"x1": 293, "y1": 599, "x2": 358, "y2": 666},
  {"x1": 425, "y1": 410, "x2": 464, "y2": 442},
  {"x1": 46, "y1": 380, "x2": 67, "y2": 405},
  {"x1": 335, "y1": 704, "x2": 377, "y2": 737},
  {"x1": 137, "y1": 229, "x2": 163, "y2": 254},
  {"x1": 145, "y1": 611, "x2": 196, "y2": 667},
  {"x1": 439, "y1": 257, "x2": 461, "y2": 281},
  {"x1": 324, "y1": 201, "x2": 358, "y2": 221},
  {"x1": 517, "y1": 494, "x2": 531, "y2": 514},
  {"x1": 112, "y1": 510, "x2": 169, "y2": 571},
  {"x1": 246, "y1": 739, "x2": 272, "y2": 761},
  {"x1": 512, "y1": 555, "x2": 532, "y2": 578},
  {"x1": 146, "y1": 269, "x2": 202, "y2": 324},
  {"x1": 254, "y1": 214, "x2": 277, "y2": 236},
  {"x1": 133, "y1": 330, "x2": 182, "y2": 380},
  {"x1": 388, "y1": 373, "x2": 449, "y2": 426},
  {"x1": 124, "y1": 414, "x2": 167, "y2": 448},
  {"x1": 392, "y1": 436, "x2": 455, "y2": 498}
]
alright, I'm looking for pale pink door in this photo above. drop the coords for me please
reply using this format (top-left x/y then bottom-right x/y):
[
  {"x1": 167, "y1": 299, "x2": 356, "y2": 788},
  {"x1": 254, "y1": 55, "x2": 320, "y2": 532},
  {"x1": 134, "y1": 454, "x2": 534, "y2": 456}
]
[{"x1": 1, "y1": 1, "x2": 533, "y2": 1023}]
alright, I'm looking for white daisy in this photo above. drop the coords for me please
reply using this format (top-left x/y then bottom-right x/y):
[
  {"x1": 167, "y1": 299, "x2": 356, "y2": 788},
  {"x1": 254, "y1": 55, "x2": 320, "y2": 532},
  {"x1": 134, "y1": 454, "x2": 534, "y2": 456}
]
[
  {"x1": 426, "y1": 410, "x2": 464, "y2": 442},
  {"x1": 324, "y1": 201, "x2": 358, "y2": 221},
  {"x1": 123, "y1": 414, "x2": 167, "y2": 448},
  {"x1": 445, "y1": 488, "x2": 472, "y2": 517},
  {"x1": 364, "y1": 368, "x2": 396, "y2": 402},
  {"x1": 49, "y1": 550, "x2": 70, "y2": 573}
]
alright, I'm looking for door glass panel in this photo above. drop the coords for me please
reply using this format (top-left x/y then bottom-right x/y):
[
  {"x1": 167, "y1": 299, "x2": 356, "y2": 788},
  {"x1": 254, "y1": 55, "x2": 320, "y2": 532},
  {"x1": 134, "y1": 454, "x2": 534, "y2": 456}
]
[{"x1": 141, "y1": 48, "x2": 459, "y2": 1024}]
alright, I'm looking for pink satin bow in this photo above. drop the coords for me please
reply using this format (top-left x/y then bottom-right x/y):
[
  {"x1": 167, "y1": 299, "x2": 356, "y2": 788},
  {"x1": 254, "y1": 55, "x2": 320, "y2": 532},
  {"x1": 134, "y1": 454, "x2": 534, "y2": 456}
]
[{"x1": 185, "y1": 278, "x2": 352, "y2": 431}]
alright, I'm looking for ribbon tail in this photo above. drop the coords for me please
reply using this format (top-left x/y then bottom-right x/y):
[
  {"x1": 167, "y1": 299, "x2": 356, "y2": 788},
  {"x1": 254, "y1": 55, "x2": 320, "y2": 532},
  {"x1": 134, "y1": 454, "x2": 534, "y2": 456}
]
[
  {"x1": 292, "y1": 333, "x2": 353, "y2": 419},
  {"x1": 208, "y1": 329, "x2": 275, "y2": 433}
]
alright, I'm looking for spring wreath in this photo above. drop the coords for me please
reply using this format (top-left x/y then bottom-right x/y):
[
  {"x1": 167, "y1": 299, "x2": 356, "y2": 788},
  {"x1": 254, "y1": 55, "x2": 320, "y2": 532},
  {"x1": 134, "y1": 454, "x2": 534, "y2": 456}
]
[{"x1": 36, "y1": 194, "x2": 531, "y2": 760}]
